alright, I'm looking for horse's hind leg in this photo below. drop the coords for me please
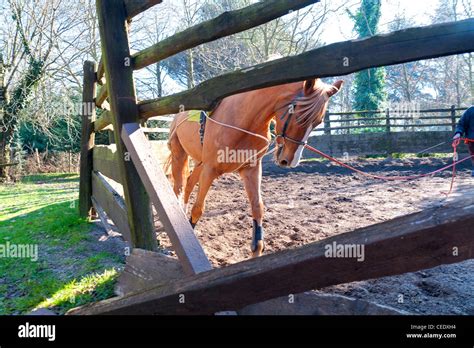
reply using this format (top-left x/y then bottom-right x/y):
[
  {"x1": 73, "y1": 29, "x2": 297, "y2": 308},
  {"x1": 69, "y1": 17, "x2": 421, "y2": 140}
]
[
  {"x1": 239, "y1": 161, "x2": 265, "y2": 257},
  {"x1": 183, "y1": 162, "x2": 203, "y2": 213},
  {"x1": 169, "y1": 135, "x2": 189, "y2": 205},
  {"x1": 190, "y1": 165, "x2": 217, "y2": 228}
]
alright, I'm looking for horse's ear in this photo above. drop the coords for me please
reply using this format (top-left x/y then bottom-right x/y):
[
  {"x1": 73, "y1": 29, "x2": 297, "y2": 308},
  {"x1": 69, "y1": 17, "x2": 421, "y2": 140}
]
[
  {"x1": 303, "y1": 79, "x2": 317, "y2": 95},
  {"x1": 328, "y1": 80, "x2": 344, "y2": 97}
]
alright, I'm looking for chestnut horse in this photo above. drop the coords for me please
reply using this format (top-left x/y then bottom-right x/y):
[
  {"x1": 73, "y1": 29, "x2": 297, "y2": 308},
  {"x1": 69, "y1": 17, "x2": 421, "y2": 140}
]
[{"x1": 166, "y1": 78, "x2": 343, "y2": 257}]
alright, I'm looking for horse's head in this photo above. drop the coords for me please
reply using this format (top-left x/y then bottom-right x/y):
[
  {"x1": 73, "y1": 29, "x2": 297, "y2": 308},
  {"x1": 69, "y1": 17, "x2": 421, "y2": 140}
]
[{"x1": 274, "y1": 78, "x2": 343, "y2": 168}]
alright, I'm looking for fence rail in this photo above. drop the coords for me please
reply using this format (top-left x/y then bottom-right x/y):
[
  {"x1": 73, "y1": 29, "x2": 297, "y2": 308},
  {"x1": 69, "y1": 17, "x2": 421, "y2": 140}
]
[{"x1": 319, "y1": 105, "x2": 467, "y2": 135}]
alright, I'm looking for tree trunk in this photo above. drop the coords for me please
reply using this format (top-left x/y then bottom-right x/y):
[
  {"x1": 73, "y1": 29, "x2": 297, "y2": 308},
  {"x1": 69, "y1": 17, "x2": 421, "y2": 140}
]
[
  {"x1": 156, "y1": 61, "x2": 163, "y2": 98},
  {"x1": 468, "y1": 53, "x2": 473, "y2": 105},
  {"x1": 0, "y1": 59, "x2": 11, "y2": 180},
  {"x1": 187, "y1": 49, "x2": 195, "y2": 89}
]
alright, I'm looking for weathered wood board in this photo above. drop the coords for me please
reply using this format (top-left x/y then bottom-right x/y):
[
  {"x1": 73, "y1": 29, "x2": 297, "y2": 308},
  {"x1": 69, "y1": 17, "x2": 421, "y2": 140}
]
[
  {"x1": 97, "y1": 0, "x2": 156, "y2": 250},
  {"x1": 93, "y1": 145, "x2": 122, "y2": 184},
  {"x1": 115, "y1": 248, "x2": 185, "y2": 296},
  {"x1": 79, "y1": 61, "x2": 97, "y2": 218},
  {"x1": 92, "y1": 171, "x2": 131, "y2": 243},
  {"x1": 121, "y1": 123, "x2": 212, "y2": 275}
]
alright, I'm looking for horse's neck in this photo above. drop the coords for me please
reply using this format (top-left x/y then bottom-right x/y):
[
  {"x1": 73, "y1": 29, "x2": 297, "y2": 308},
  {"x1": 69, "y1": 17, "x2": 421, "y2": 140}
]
[{"x1": 218, "y1": 83, "x2": 301, "y2": 135}]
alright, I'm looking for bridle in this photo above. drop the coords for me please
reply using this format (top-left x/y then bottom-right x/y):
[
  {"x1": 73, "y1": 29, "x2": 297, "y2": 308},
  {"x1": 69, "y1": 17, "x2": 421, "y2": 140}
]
[{"x1": 275, "y1": 91, "x2": 307, "y2": 158}]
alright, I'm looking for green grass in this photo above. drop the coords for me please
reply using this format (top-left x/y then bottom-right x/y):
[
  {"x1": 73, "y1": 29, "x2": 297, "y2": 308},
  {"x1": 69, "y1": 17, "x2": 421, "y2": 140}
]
[
  {"x1": 0, "y1": 173, "x2": 124, "y2": 314},
  {"x1": 35, "y1": 268, "x2": 118, "y2": 313}
]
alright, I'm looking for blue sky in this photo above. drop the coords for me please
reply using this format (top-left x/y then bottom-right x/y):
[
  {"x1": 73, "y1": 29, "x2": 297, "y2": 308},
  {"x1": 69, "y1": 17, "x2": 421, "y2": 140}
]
[{"x1": 322, "y1": 0, "x2": 437, "y2": 44}]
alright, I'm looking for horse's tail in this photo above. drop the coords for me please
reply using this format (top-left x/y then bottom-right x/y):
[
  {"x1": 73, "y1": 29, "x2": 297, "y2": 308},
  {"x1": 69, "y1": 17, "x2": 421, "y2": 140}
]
[
  {"x1": 163, "y1": 151, "x2": 173, "y2": 177},
  {"x1": 164, "y1": 113, "x2": 191, "y2": 182},
  {"x1": 163, "y1": 115, "x2": 179, "y2": 177}
]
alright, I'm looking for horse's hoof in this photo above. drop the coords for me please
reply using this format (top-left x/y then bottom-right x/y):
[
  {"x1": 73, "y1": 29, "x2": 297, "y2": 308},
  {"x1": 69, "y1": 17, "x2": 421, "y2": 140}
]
[{"x1": 251, "y1": 240, "x2": 264, "y2": 258}]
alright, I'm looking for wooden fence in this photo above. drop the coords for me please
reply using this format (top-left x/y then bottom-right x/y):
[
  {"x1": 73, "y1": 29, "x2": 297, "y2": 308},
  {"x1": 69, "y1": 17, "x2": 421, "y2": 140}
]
[
  {"x1": 320, "y1": 106, "x2": 467, "y2": 135},
  {"x1": 303, "y1": 106, "x2": 470, "y2": 157},
  {"x1": 74, "y1": 0, "x2": 474, "y2": 314}
]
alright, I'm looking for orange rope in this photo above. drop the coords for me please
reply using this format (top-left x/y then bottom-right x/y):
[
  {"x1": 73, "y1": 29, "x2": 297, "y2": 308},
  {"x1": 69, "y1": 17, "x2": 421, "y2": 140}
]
[{"x1": 303, "y1": 138, "x2": 474, "y2": 197}]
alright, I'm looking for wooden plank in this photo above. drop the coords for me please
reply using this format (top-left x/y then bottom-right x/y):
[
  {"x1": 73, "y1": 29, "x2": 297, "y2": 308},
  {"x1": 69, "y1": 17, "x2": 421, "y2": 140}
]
[
  {"x1": 141, "y1": 127, "x2": 169, "y2": 133},
  {"x1": 121, "y1": 123, "x2": 212, "y2": 275},
  {"x1": 93, "y1": 145, "x2": 122, "y2": 183},
  {"x1": 139, "y1": 18, "x2": 474, "y2": 118},
  {"x1": 95, "y1": 84, "x2": 108, "y2": 109},
  {"x1": 91, "y1": 196, "x2": 114, "y2": 235},
  {"x1": 96, "y1": 59, "x2": 105, "y2": 85},
  {"x1": 389, "y1": 123, "x2": 453, "y2": 128},
  {"x1": 147, "y1": 116, "x2": 173, "y2": 122},
  {"x1": 327, "y1": 107, "x2": 467, "y2": 116},
  {"x1": 133, "y1": 0, "x2": 319, "y2": 70},
  {"x1": 323, "y1": 123, "x2": 453, "y2": 131},
  {"x1": 92, "y1": 171, "x2": 131, "y2": 243},
  {"x1": 124, "y1": 0, "x2": 162, "y2": 19},
  {"x1": 79, "y1": 61, "x2": 97, "y2": 218},
  {"x1": 93, "y1": 115, "x2": 172, "y2": 133},
  {"x1": 93, "y1": 110, "x2": 113, "y2": 132},
  {"x1": 68, "y1": 193, "x2": 474, "y2": 315},
  {"x1": 329, "y1": 110, "x2": 385, "y2": 115},
  {"x1": 115, "y1": 248, "x2": 185, "y2": 296},
  {"x1": 334, "y1": 116, "x2": 454, "y2": 123},
  {"x1": 97, "y1": 0, "x2": 156, "y2": 250}
]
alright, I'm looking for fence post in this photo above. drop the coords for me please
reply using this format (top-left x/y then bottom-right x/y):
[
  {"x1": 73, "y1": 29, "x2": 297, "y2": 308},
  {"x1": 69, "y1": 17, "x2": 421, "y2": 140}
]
[
  {"x1": 79, "y1": 61, "x2": 97, "y2": 218},
  {"x1": 97, "y1": 0, "x2": 157, "y2": 251},
  {"x1": 385, "y1": 108, "x2": 391, "y2": 133},
  {"x1": 450, "y1": 104, "x2": 456, "y2": 132},
  {"x1": 108, "y1": 130, "x2": 115, "y2": 144},
  {"x1": 324, "y1": 111, "x2": 331, "y2": 135}
]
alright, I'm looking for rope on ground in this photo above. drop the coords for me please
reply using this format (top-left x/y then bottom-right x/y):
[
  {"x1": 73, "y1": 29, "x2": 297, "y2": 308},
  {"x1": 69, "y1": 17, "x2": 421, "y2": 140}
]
[{"x1": 304, "y1": 138, "x2": 474, "y2": 196}]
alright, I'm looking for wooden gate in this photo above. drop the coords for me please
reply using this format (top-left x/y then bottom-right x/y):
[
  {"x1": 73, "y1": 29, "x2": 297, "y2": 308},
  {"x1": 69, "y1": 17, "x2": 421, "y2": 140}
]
[{"x1": 74, "y1": 0, "x2": 474, "y2": 314}]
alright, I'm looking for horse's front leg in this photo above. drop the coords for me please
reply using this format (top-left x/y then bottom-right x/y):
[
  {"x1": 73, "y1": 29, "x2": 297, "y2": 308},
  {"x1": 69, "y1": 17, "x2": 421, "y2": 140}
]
[
  {"x1": 239, "y1": 161, "x2": 265, "y2": 257},
  {"x1": 190, "y1": 164, "x2": 218, "y2": 228}
]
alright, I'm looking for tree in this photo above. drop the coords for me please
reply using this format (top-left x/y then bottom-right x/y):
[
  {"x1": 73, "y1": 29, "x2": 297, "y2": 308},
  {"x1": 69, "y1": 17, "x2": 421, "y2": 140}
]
[
  {"x1": 0, "y1": 0, "x2": 46, "y2": 178},
  {"x1": 0, "y1": 0, "x2": 95, "y2": 179},
  {"x1": 160, "y1": 0, "x2": 337, "y2": 89},
  {"x1": 349, "y1": 0, "x2": 386, "y2": 115},
  {"x1": 427, "y1": 0, "x2": 473, "y2": 107}
]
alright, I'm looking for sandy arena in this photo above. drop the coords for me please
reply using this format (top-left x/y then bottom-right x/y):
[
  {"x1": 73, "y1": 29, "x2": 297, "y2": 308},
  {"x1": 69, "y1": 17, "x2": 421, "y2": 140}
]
[{"x1": 154, "y1": 156, "x2": 474, "y2": 314}]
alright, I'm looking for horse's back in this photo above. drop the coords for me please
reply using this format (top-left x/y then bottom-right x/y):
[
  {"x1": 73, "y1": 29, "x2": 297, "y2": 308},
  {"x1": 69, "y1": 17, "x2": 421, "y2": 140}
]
[{"x1": 171, "y1": 111, "x2": 203, "y2": 162}]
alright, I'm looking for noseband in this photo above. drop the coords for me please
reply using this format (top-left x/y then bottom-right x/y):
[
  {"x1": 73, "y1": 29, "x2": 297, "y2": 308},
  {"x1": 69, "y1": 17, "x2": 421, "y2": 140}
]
[{"x1": 276, "y1": 91, "x2": 307, "y2": 158}]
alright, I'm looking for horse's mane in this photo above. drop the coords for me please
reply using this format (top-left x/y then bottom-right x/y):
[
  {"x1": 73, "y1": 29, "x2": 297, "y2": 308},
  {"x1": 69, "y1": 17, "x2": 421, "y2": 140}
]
[{"x1": 294, "y1": 80, "x2": 339, "y2": 127}]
